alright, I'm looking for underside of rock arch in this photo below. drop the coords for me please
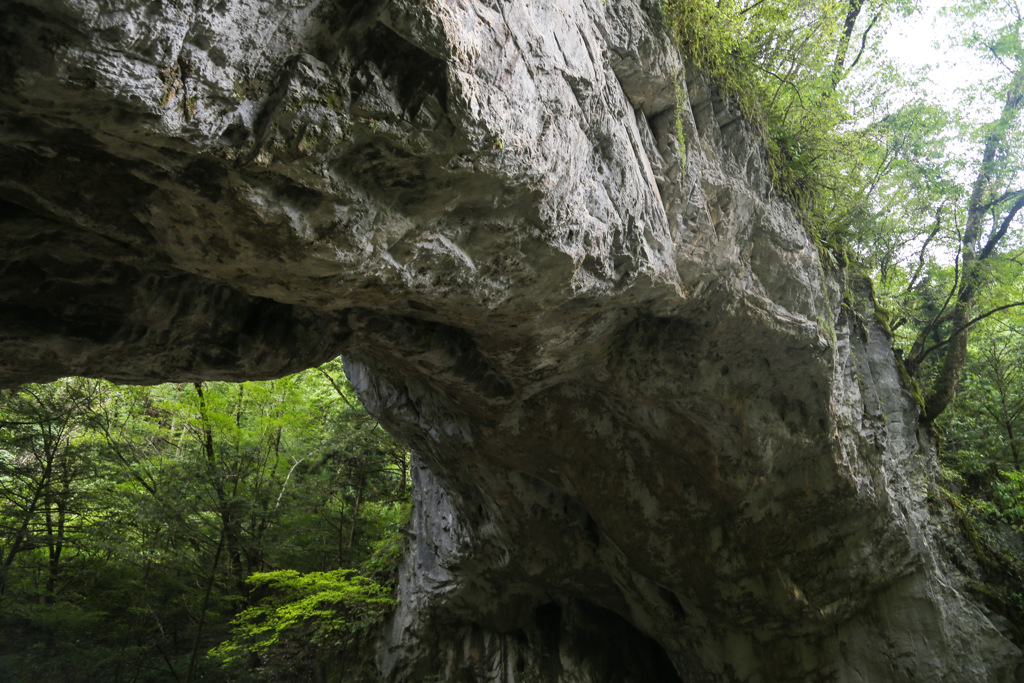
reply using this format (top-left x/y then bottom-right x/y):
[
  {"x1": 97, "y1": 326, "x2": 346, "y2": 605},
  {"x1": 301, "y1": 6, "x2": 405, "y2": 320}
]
[{"x1": 0, "y1": 0, "x2": 1020, "y2": 680}]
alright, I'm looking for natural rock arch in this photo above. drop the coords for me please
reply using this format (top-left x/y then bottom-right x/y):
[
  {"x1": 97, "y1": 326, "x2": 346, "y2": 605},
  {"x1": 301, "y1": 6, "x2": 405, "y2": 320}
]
[{"x1": 0, "y1": 0, "x2": 1018, "y2": 680}]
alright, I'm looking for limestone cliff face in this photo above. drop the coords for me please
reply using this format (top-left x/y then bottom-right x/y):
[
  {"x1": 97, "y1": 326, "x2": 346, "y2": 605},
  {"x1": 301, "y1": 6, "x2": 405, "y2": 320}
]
[{"x1": 0, "y1": 0, "x2": 1019, "y2": 680}]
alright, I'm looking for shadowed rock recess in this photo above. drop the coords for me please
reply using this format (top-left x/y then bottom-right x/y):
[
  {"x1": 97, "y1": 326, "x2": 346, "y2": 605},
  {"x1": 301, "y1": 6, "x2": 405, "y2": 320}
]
[{"x1": 0, "y1": 0, "x2": 1019, "y2": 680}]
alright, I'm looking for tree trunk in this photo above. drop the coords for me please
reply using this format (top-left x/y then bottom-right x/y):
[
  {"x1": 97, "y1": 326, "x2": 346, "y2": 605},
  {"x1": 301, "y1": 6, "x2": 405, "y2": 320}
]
[
  {"x1": 920, "y1": 65, "x2": 1024, "y2": 421},
  {"x1": 923, "y1": 274, "x2": 977, "y2": 420},
  {"x1": 1, "y1": 473, "x2": 48, "y2": 595},
  {"x1": 186, "y1": 530, "x2": 224, "y2": 683},
  {"x1": 1008, "y1": 423, "x2": 1021, "y2": 471},
  {"x1": 347, "y1": 474, "x2": 367, "y2": 550},
  {"x1": 44, "y1": 494, "x2": 66, "y2": 604},
  {"x1": 194, "y1": 383, "x2": 245, "y2": 587},
  {"x1": 831, "y1": 0, "x2": 863, "y2": 87}
]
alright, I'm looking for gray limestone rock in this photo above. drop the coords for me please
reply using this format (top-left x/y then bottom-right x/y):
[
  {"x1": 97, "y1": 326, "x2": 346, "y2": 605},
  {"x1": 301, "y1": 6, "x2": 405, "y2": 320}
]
[{"x1": 0, "y1": 0, "x2": 1019, "y2": 680}]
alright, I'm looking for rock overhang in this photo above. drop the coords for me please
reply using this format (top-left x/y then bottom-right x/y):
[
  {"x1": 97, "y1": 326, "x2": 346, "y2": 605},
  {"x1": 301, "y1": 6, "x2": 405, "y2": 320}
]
[{"x1": 1, "y1": 0, "x2": 1020, "y2": 680}]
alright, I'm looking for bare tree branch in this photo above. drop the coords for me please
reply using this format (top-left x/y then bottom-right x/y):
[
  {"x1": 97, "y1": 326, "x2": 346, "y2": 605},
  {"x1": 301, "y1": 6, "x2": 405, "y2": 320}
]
[
  {"x1": 917, "y1": 301, "x2": 1024, "y2": 361},
  {"x1": 907, "y1": 206, "x2": 946, "y2": 292},
  {"x1": 844, "y1": 10, "x2": 882, "y2": 75},
  {"x1": 981, "y1": 192, "x2": 1024, "y2": 259},
  {"x1": 981, "y1": 188, "x2": 1024, "y2": 212},
  {"x1": 908, "y1": 238, "x2": 964, "y2": 366},
  {"x1": 316, "y1": 367, "x2": 360, "y2": 410},
  {"x1": 736, "y1": 0, "x2": 771, "y2": 16}
]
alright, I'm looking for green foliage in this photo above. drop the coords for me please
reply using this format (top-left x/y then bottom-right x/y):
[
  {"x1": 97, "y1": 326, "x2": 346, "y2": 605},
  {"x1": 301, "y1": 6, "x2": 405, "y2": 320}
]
[
  {"x1": 0, "y1": 358, "x2": 411, "y2": 682},
  {"x1": 796, "y1": 0, "x2": 1024, "y2": 640},
  {"x1": 935, "y1": 310, "x2": 1024, "y2": 642},
  {"x1": 207, "y1": 497, "x2": 409, "y2": 680},
  {"x1": 661, "y1": 0, "x2": 911, "y2": 240},
  {"x1": 360, "y1": 501, "x2": 413, "y2": 585},
  {"x1": 942, "y1": 322, "x2": 1024, "y2": 470},
  {"x1": 209, "y1": 569, "x2": 394, "y2": 664},
  {"x1": 988, "y1": 469, "x2": 1024, "y2": 531},
  {"x1": 938, "y1": 485, "x2": 1024, "y2": 640}
]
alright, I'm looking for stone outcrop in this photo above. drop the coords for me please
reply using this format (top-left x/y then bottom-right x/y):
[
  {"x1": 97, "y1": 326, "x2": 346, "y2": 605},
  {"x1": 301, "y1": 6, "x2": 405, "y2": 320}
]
[{"x1": 1, "y1": 0, "x2": 1020, "y2": 680}]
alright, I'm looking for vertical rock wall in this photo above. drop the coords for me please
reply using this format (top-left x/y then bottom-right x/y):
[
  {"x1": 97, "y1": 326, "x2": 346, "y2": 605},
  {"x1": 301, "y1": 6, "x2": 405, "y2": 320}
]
[{"x1": 0, "y1": 0, "x2": 1019, "y2": 680}]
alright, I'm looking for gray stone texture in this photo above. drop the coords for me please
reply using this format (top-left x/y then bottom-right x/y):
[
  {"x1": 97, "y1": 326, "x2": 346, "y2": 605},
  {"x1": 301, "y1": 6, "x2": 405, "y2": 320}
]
[{"x1": 0, "y1": 0, "x2": 1019, "y2": 680}]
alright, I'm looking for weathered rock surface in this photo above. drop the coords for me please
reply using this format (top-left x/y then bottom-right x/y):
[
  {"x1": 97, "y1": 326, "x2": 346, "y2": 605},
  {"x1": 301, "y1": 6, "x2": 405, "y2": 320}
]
[{"x1": 0, "y1": 0, "x2": 1019, "y2": 680}]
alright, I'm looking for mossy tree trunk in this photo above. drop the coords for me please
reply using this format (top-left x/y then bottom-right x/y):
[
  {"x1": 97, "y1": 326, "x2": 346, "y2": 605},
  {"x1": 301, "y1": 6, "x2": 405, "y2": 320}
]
[{"x1": 914, "y1": 65, "x2": 1024, "y2": 421}]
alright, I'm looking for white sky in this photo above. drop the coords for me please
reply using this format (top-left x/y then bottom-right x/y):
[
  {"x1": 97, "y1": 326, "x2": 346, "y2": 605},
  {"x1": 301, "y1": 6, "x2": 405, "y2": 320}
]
[
  {"x1": 870, "y1": 2, "x2": 1011, "y2": 264},
  {"x1": 882, "y1": 0, "x2": 1005, "y2": 118},
  {"x1": 876, "y1": 1, "x2": 1024, "y2": 262}
]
